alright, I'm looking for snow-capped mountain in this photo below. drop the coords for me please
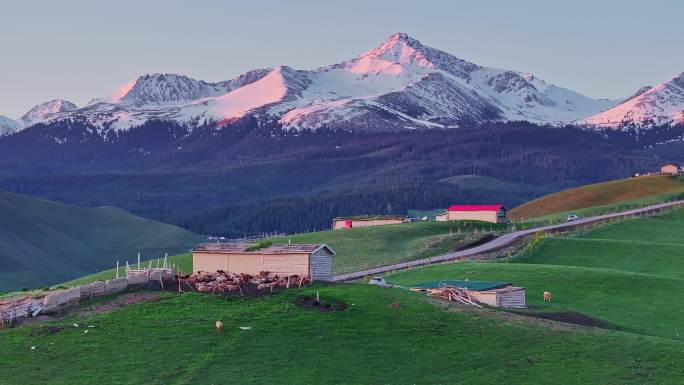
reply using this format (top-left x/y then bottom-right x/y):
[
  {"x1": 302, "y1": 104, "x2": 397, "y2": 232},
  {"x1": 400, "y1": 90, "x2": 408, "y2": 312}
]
[
  {"x1": 5, "y1": 33, "x2": 622, "y2": 134},
  {"x1": 0, "y1": 116, "x2": 23, "y2": 137},
  {"x1": 586, "y1": 72, "x2": 684, "y2": 128},
  {"x1": 20, "y1": 99, "x2": 77, "y2": 126},
  {"x1": 89, "y1": 69, "x2": 271, "y2": 107}
]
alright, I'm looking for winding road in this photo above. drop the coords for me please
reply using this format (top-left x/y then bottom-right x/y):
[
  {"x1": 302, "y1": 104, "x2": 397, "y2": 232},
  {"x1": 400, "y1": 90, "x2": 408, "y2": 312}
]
[{"x1": 332, "y1": 199, "x2": 684, "y2": 282}]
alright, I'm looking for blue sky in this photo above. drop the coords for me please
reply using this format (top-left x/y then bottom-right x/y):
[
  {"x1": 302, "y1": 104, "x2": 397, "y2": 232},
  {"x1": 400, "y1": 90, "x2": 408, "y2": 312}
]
[{"x1": 1, "y1": 0, "x2": 682, "y2": 117}]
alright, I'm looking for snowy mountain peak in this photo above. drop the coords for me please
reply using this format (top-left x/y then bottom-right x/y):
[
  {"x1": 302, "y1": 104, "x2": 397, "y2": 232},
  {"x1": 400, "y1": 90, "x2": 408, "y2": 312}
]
[
  {"x1": 103, "y1": 73, "x2": 223, "y2": 107},
  {"x1": 0, "y1": 116, "x2": 23, "y2": 137},
  {"x1": 20, "y1": 99, "x2": 77, "y2": 125},
  {"x1": 586, "y1": 71, "x2": 684, "y2": 127},
  {"x1": 3, "y1": 34, "x2": 634, "y2": 135},
  {"x1": 367, "y1": 33, "x2": 430, "y2": 65},
  {"x1": 96, "y1": 70, "x2": 274, "y2": 108},
  {"x1": 360, "y1": 33, "x2": 479, "y2": 79},
  {"x1": 628, "y1": 85, "x2": 653, "y2": 101}
]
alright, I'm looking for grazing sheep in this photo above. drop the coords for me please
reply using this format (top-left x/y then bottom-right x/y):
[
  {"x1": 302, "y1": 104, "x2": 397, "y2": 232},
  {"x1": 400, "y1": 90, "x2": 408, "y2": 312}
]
[
  {"x1": 215, "y1": 320, "x2": 224, "y2": 333},
  {"x1": 543, "y1": 291, "x2": 552, "y2": 302}
]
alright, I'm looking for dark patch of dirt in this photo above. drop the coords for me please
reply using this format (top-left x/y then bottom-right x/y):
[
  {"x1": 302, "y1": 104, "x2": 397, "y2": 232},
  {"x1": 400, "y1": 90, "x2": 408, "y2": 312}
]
[
  {"x1": 295, "y1": 295, "x2": 347, "y2": 312},
  {"x1": 389, "y1": 302, "x2": 402, "y2": 309},
  {"x1": 79, "y1": 292, "x2": 160, "y2": 317},
  {"x1": 29, "y1": 325, "x2": 65, "y2": 336},
  {"x1": 515, "y1": 310, "x2": 617, "y2": 329},
  {"x1": 6, "y1": 314, "x2": 56, "y2": 328},
  {"x1": 427, "y1": 297, "x2": 620, "y2": 333}
]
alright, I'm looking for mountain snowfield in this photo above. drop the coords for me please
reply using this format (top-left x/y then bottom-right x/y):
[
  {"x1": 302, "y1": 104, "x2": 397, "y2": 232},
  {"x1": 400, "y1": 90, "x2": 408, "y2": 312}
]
[
  {"x1": 0, "y1": 116, "x2": 23, "y2": 136},
  {"x1": 2, "y1": 33, "x2": 681, "y2": 136},
  {"x1": 585, "y1": 72, "x2": 684, "y2": 127}
]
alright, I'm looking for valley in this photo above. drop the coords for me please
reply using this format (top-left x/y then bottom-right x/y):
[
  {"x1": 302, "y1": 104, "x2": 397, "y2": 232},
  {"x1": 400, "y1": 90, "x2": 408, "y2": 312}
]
[
  {"x1": 3, "y1": 201, "x2": 684, "y2": 384},
  {"x1": 0, "y1": 190, "x2": 202, "y2": 291}
]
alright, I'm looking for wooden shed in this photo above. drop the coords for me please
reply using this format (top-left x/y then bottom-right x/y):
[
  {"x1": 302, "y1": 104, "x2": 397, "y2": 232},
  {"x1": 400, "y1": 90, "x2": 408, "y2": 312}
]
[
  {"x1": 446, "y1": 205, "x2": 507, "y2": 223},
  {"x1": 191, "y1": 243, "x2": 335, "y2": 281},
  {"x1": 661, "y1": 164, "x2": 679, "y2": 175},
  {"x1": 332, "y1": 215, "x2": 408, "y2": 230},
  {"x1": 410, "y1": 280, "x2": 526, "y2": 308}
]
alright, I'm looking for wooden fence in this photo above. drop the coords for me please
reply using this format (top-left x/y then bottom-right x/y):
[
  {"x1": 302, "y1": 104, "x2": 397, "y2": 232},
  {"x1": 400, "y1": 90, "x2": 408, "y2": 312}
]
[{"x1": 0, "y1": 267, "x2": 176, "y2": 326}]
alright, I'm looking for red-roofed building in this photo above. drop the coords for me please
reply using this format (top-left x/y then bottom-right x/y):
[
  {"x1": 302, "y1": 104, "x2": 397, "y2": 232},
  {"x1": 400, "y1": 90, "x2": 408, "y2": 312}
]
[{"x1": 444, "y1": 204, "x2": 507, "y2": 223}]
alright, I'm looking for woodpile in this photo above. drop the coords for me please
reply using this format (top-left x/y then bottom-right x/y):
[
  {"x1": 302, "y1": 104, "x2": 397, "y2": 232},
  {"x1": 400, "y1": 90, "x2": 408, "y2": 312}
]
[
  {"x1": 429, "y1": 286, "x2": 482, "y2": 307},
  {"x1": 181, "y1": 271, "x2": 309, "y2": 295}
]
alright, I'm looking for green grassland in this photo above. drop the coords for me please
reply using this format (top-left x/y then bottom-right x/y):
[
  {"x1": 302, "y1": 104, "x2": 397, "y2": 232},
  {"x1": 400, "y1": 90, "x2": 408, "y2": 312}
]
[
  {"x1": 62, "y1": 221, "x2": 503, "y2": 287},
  {"x1": 271, "y1": 221, "x2": 506, "y2": 273},
  {"x1": 0, "y1": 190, "x2": 203, "y2": 291},
  {"x1": 389, "y1": 208, "x2": 684, "y2": 340},
  {"x1": 4, "y1": 182, "x2": 684, "y2": 383},
  {"x1": 2, "y1": 284, "x2": 684, "y2": 385},
  {"x1": 510, "y1": 175, "x2": 684, "y2": 221},
  {"x1": 516, "y1": 208, "x2": 684, "y2": 279},
  {"x1": 389, "y1": 262, "x2": 684, "y2": 340}
]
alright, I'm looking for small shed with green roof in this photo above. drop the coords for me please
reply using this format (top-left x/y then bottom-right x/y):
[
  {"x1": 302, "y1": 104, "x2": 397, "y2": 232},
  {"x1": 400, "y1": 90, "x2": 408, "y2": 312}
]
[{"x1": 410, "y1": 279, "x2": 526, "y2": 308}]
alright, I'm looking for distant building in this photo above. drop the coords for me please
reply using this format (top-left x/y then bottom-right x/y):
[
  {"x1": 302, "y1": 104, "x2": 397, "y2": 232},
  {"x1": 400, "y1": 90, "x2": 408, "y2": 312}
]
[
  {"x1": 411, "y1": 280, "x2": 526, "y2": 308},
  {"x1": 446, "y1": 204, "x2": 507, "y2": 223},
  {"x1": 191, "y1": 243, "x2": 335, "y2": 281},
  {"x1": 332, "y1": 215, "x2": 408, "y2": 230},
  {"x1": 435, "y1": 212, "x2": 448, "y2": 222},
  {"x1": 661, "y1": 164, "x2": 679, "y2": 175}
]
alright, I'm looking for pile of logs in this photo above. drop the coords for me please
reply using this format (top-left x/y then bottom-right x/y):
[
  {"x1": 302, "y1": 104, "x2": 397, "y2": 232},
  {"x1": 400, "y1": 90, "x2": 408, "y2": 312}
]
[
  {"x1": 181, "y1": 271, "x2": 309, "y2": 295},
  {"x1": 429, "y1": 286, "x2": 482, "y2": 307}
]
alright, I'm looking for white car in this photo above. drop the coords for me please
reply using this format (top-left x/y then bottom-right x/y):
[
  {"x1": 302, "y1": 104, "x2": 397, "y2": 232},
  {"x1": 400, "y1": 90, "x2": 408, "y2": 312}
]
[
  {"x1": 567, "y1": 214, "x2": 579, "y2": 222},
  {"x1": 368, "y1": 277, "x2": 387, "y2": 286}
]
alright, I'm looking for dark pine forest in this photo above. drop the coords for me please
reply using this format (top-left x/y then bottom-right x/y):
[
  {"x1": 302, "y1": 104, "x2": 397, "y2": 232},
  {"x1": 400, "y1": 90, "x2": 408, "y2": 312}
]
[{"x1": 0, "y1": 117, "x2": 681, "y2": 236}]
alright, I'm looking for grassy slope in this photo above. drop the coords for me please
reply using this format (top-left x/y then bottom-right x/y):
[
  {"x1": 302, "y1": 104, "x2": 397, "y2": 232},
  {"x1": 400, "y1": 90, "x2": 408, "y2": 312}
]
[
  {"x1": 509, "y1": 175, "x2": 684, "y2": 221},
  {"x1": 0, "y1": 190, "x2": 203, "y2": 291},
  {"x1": 390, "y1": 208, "x2": 684, "y2": 340},
  {"x1": 270, "y1": 221, "x2": 505, "y2": 274},
  {"x1": 2, "y1": 285, "x2": 684, "y2": 385},
  {"x1": 64, "y1": 221, "x2": 503, "y2": 287},
  {"x1": 388, "y1": 263, "x2": 684, "y2": 340},
  {"x1": 516, "y1": 209, "x2": 684, "y2": 279}
]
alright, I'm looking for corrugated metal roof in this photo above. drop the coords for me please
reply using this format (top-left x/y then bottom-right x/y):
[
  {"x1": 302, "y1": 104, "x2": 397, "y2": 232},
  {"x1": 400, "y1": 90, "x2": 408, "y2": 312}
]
[
  {"x1": 411, "y1": 280, "x2": 510, "y2": 291},
  {"x1": 192, "y1": 243, "x2": 335, "y2": 255},
  {"x1": 447, "y1": 205, "x2": 505, "y2": 212}
]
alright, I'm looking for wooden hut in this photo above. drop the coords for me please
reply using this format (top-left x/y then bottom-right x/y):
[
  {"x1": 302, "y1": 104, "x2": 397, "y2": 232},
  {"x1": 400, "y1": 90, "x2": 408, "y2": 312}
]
[
  {"x1": 661, "y1": 164, "x2": 679, "y2": 175},
  {"x1": 191, "y1": 243, "x2": 335, "y2": 281},
  {"x1": 446, "y1": 205, "x2": 507, "y2": 223},
  {"x1": 410, "y1": 280, "x2": 526, "y2": 308}
]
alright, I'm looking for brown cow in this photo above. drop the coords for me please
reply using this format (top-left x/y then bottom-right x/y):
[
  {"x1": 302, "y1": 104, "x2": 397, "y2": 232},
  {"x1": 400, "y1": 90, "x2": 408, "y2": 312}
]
[
  {"x1": 215, "y1": 320, "x2": 224, "y2": 333},
  {"x1": 543, "y1": 291, "x2": 552, "y2": 302}
]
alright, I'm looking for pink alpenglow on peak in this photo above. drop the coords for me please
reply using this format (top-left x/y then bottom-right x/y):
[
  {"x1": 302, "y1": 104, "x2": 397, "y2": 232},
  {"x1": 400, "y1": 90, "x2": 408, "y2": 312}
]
[
  {"x1": 20, "y1": 99, "x2": 77, "y2": 126},
  {"x1": 207, "y1": 67, "x2": 292, "y2": 121},
  {"x1": 585, "y1": 71, "x2": 684, "y2": 127},
  {"x1": 105, "y1": 79, "x2": 138, "y2": 104},
  {"x1": 5, "y1": 33, "x2": 631, "y2": 134},
  {"x1": 363, "y1": 32, "x2": 434, "y2": 69}
]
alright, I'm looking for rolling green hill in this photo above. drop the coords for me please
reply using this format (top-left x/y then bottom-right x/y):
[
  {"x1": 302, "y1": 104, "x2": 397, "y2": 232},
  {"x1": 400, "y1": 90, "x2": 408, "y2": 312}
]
[
  {"x1": 3, "y1": 192, "x2": 684, "y2": 383},
  {"x1": 389, "y1": 207, "x2": 684, "y2": 340},
  {"x1": 1, "y1": 285, "x2": 683, "y2": 384},
  {"x1": 509, "y1": 175, "x2": 684, "y2": 221},
  {"x1": 63, "y1": 221, "x2": 505, "y2": 286},
  {"x1": 271, "y1": 221, "x2": 506, "y2": 274},
  {"x1": 0, "y1": 190, "x2": 203, "y2": 291}
]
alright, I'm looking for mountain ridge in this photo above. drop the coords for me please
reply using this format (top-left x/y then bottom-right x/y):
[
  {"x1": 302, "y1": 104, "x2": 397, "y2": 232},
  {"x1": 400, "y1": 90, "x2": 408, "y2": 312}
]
[
  {"x1": 4, "y1": 33, "x2": 626, "y2": 134},
  {"x1": 585, "y1": 72, "x2": 684, "y2": 128}
]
